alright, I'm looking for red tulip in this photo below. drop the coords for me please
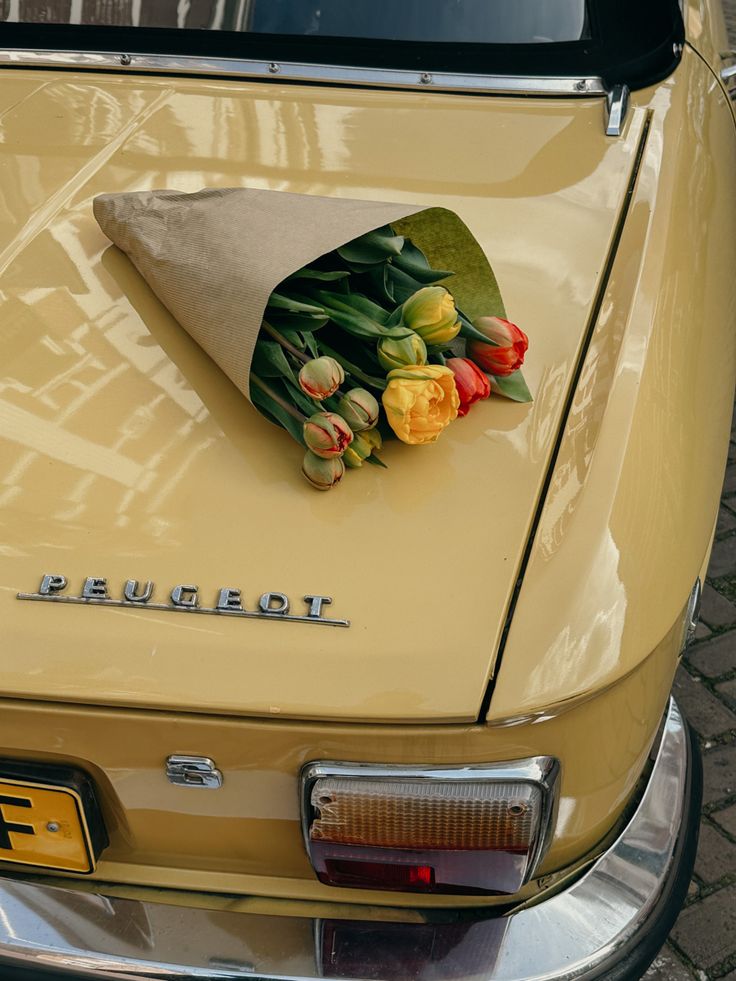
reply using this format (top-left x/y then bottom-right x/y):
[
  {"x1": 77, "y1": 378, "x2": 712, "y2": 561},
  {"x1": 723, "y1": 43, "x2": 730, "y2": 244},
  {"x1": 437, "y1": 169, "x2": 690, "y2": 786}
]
[
  {"x1": 468, "y1": 317, "x2": 528, "y2": 377},
  {"x1": 447, "y1": 358, "x2": 491, "y2": 417}
]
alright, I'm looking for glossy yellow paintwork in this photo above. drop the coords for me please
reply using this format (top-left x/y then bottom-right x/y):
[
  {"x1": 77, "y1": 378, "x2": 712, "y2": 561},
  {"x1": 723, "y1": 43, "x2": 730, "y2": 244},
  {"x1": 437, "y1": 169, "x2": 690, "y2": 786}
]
[
  {"x1": 490, "y1": 48, "x2": 736, "y2": 719},
  {"x1": 0, "y1": 617, "x2": 679, "y2": 904},
  {"x1": 686, "y1": 0, "x2": 731, "y2": 69},
  {"x1": 0, "y1": 70, "x2": 648, "y2": 723},
  {"x1": 0, "y1": 37, "x2": 733, "y2": 906}
]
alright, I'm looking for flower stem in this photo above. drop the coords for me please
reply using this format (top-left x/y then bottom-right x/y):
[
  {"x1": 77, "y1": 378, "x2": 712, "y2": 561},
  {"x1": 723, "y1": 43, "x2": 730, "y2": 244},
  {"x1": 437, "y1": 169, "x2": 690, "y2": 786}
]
[
  {"x1": 251, "y1": 374, "x2": 305, "y2": 421},
  {"x1": 261, "y1": 321, "x2": 310, "y2": 363},
  {"x1": 318, "y1": 341, "x2": 387, "y2": 391}
]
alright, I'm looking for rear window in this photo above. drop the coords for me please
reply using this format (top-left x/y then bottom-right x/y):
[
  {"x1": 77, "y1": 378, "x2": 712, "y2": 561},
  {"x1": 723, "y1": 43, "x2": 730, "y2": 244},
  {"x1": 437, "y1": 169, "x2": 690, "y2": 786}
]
[{"x1": 0, "y1": 0, "x2": 589, "y2": 45}]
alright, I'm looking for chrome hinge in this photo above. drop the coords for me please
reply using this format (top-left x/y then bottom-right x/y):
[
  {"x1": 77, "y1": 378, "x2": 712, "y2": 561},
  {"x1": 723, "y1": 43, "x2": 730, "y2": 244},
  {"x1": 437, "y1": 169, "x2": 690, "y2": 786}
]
[
  {"x1": 605, "y1": 84, "x2": 630, "y2": 137},
  {"x1": 166, "y1": 755, "x2": 223, "y2": 788}
]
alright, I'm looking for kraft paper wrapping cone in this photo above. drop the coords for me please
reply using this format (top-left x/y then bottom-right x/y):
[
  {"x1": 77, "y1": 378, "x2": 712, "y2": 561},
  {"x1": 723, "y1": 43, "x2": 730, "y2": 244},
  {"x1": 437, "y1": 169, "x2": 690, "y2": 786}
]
[{"x1": 93, "y1": 188, "x2": 423, "y2": 402}]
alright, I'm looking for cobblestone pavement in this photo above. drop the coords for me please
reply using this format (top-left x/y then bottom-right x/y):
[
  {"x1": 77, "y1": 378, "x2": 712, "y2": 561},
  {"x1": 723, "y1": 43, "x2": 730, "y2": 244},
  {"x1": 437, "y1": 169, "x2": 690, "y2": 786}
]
[
  {"x1": 641, "y1": 13, "x2": 736, "y2": 981},
  {"x1": 643, "y1": 444, "x2": 736, "y2": 977}
]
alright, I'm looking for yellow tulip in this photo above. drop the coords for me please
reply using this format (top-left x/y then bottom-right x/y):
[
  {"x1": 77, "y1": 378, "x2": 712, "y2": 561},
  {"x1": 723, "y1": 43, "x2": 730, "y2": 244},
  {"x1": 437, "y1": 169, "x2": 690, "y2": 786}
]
[
  {"x1": 343, "y1": 433, "x2": 372, "y2": 469},
  {"x1": 401, "y1": 287, "x2": 461, "y2": 346},
  {"x1": 361, "y1": 427, "x2": 383, "y2": 453},
  {"x1": 381, "y1": 364, "x2": 459, "y2": 445}
]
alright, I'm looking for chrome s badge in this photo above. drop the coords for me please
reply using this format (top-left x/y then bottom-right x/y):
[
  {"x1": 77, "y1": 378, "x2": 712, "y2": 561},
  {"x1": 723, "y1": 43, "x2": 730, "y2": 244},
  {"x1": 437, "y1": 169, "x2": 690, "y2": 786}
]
[{"x1": 17, "y1": 574, "x2": 349, "y2": 628}]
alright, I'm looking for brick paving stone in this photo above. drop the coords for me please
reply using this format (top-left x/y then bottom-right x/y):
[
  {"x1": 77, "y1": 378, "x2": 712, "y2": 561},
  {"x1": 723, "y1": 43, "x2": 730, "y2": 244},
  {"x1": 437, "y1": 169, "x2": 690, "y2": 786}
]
[
  {"x1": 687, "y1": 632, "x2": 736, "y2": 678},
  {"x1": 694, "y1": 622, "x2": 712, "y2": 641},
  {"x1": 718, "y1": 679, "x2": 736, "y2": 703},
  {"x1": 703, "y1": 745, "x2": 736, "y2": 805},
  {"x1": 722, "y1": 463, "x2": 736, "y2": 497},
  {"x1": 718, "y1": 505, "x2": 736, "y2": 536},
  {"x1": 700, "y1": 583, "x2": 736, "y2": 628},
  {"x1": 706, "y1": 535, "x2": 736, "y2": 578},
  {"x1": 643, "y1": 944, "x2": 696, "y2": 980},
  {"x1": 671, "y1": 884, "x2": 736, "y2": 969},
  {"x1": 673, "y1": 668, "x2": 736, "y2": 738},
  {"x1": 713, "y1": 804, "x2": 736, "y2": 838},
  {"x1": 694, "y1": 821, "x2": 736, "y2": 882}
]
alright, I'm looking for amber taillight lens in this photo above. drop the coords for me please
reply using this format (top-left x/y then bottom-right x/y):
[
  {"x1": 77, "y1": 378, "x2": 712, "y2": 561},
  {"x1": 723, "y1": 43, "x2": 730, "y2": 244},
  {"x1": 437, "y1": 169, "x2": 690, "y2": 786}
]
[{"x1": 301, "y1": 760, "x2": 559, "y2": 895}]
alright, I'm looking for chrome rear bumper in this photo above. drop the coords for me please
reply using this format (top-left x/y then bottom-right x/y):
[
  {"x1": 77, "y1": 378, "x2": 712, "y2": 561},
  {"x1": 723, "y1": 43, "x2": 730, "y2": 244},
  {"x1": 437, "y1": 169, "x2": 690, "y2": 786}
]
[{"x1": 0, "y1": 697, "x2": 699, "y2": 980}]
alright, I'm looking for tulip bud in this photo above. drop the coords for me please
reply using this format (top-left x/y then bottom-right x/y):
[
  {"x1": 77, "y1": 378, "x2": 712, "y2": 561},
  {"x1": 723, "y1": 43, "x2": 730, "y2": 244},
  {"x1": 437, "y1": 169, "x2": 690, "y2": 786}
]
[
  {"x1": 468, "y1": 317, "x2": 528, "y2": 377},
  {"x1": 303, "y1": 412, "x2": 353, "y2": 459},
  {"x1": 336, "y1": 388, "x2": 380, "y2": 432},
  {"x1": 361, "y1": 427, "x2": 383, "y2": 453},
  {"x1": 298, "y1": 356, "x2": 345, "y2": 400},
  {"x1": 447, "y1": 357, "x2": 491, "y2": 416},
  {"x1": 343, "y1": 433, "x2": 372, "y2": 469},
  {"x1": 401, "y1": 287, "x2": 461, "y2": 346},
  {"x1": 376, "y1": 332, "x2": 428, "y2": 371},
  {"x1": 302, "y1": 451, "x2": 345, "y2": 490}
]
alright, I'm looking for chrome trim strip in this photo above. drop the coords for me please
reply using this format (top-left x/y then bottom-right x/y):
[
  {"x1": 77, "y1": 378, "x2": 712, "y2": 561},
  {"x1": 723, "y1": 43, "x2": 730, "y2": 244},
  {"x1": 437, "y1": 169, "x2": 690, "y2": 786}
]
[
  {"x1": 300, "y1": 756, "x2": 560, "y2": 888},
  {"x1": 0, "y1": 698, "x2": 690, "y2": 980},
  {"x1": 0, "y1": 48, "x2": 607, "y2": 97}
]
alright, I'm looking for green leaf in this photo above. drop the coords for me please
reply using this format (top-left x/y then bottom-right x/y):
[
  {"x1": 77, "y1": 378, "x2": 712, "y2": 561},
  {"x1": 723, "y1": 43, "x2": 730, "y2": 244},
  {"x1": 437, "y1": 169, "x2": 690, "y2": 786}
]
[
  {"x1": 364, "y1": 453, "x2": 388, "y2": 469},
  {"x1": 318, "y1": 290, "x2": 389, "y2": 325},
  {"x1": 491, "y1": 370, "x2": 533, "y2": 403},
  {"x1": 385, "y1": 304, "x2": 404, "y2": 329},
  {"x1": 279, "y1": 328, "x2": 306, "y2": 350},
  {"x1": 303, "y1": 332, "x2": 320, "y2": 358},
  {"x1": 337, "y1": 226, "x2": 405, "y2": 266},
  {"x1": 251, "y1": 384, "x2": 306, "y2": 445},
  {"x1": 387, "y1": 265, "x2": 425, "y2": 304},
  {"x1": 316, "y1": 291, "x2": 411, "y2": 340},
  {"x1": 286, "y1": 268, "x2": 351, "y2": 283},
  {"x1": 283, "y1": 378, "x2": 324, "y2": 415},
  {"x1": 267, "y1": 291, "x2": 327, "y2": 316},
  {"x1": 393, "y1": 239, "x2": 453, "y2": 284},
  {"x1": 251, "y1": 340, "x2": 297, "y2": 382},
  {"x1": 269, "y1": 312, "x2": 329, "y2": 332},
  {"x1": 366, "y1": 264, "x2": 396, "y2": 304}
]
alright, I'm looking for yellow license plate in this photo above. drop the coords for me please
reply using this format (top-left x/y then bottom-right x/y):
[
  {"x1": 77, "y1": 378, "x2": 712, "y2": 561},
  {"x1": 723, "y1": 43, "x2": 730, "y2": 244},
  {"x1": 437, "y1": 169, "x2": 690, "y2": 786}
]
[{"x1": 0, "y1": 778, "x2": 98, "y2": 873}]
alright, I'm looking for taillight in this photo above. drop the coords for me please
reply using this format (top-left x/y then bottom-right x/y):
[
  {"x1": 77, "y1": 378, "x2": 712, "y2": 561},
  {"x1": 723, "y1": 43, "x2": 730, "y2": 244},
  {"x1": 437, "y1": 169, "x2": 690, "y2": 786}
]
[{"x1": 301, "y1": 760, "x2": 559, "y2": 895}]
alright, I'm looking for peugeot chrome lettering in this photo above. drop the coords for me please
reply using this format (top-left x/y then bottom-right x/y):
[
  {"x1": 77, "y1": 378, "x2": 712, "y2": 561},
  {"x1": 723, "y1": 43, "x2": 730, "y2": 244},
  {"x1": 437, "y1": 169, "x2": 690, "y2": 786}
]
[{"x1": 16, "y1": 574, "x2": 349, "y2": 627}]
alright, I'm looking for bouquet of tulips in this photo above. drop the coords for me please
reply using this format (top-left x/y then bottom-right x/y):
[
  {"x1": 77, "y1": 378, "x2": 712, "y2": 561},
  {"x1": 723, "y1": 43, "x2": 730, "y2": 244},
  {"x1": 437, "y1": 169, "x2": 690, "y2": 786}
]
[
  {"x1": 93, "y1": 187, "x2": 532, "y2": 492},
  {"x1": 250, "y1": 226, "x2": 531, "y2": 490}
]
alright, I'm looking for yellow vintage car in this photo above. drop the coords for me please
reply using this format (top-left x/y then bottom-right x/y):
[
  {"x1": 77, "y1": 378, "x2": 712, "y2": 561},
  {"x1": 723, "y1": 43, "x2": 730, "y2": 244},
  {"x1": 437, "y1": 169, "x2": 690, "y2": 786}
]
[{"x1": 0, "y1": 0, "x2": 734, "y2": 978}]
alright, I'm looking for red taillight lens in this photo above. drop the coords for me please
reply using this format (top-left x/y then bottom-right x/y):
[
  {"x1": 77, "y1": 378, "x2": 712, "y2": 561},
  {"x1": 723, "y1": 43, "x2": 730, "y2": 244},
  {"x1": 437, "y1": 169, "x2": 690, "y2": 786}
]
[
  {"x1": 302, "y1": 761, "x2": 559, "y2": 895},
  {"x1": 325, "y1": 859, "x2": 435, "y2": 890}
]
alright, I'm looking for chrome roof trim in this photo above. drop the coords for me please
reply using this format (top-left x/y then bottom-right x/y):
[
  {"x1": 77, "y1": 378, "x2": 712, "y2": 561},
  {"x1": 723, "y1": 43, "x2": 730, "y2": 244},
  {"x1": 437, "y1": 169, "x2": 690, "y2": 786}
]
[{"x1": 0, "y1": 48, "x2": 608, "y2": 97}]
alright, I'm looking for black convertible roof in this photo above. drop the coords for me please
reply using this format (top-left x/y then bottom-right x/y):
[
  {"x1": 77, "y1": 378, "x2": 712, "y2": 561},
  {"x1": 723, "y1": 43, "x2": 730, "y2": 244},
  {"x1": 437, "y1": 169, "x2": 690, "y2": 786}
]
[{"x1": 0, "y1": 0, "x2": 684, "y2": 92}]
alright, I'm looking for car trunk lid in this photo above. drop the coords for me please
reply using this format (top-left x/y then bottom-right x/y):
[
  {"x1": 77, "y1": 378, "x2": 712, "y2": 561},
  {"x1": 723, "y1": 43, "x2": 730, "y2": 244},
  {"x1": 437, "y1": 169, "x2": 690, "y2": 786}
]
[{"x1": 0, "y1": 70, "x2": 647, "y2": 722}]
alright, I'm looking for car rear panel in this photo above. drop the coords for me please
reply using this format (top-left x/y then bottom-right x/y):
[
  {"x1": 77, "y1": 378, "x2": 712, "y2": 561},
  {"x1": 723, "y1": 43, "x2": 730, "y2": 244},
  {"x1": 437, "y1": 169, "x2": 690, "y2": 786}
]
[{"x1": 0, "y1": 621, "x2": 679, "y2": 903}]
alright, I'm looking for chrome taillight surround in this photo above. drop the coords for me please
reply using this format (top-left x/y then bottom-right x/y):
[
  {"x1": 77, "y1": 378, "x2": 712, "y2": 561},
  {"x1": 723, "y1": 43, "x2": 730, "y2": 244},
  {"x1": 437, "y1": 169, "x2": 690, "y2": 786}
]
[{"x1": 300, "y1": 758, "x2": 560, "y2": 895}]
